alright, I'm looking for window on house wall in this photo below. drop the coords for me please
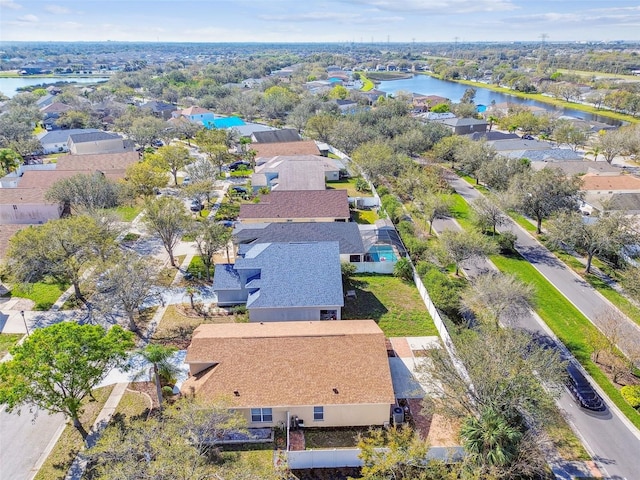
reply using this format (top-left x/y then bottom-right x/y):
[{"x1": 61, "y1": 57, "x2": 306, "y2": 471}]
[
  {"x1": 313, "y1": 406, "x2": 324, "y2": 421},
  {"x1": 251, "y1": 408, "x2": 273, "y2": 422}
]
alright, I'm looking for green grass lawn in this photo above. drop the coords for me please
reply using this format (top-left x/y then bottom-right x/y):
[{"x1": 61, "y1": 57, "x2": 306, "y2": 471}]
[
  {"x1": 110, "y1": 204, "x2": 143, "y2": 222},
  {"x1": 0, "y1": 333, "x2": 23, "y2": 357},
  {"x1": 351, "y1": 209, "x2": 379, "y2": 224},
  {"x1": 491, "y1": 253, "x2": 640, "y2": 430},
  {"x1": 342, "y1": 274, "x2": 438, "y2": 337},
  {"x1": 326, "y1": 177, "x2": 373, "y2": 197},
  {"x1": 8, "y1": 280, "x2": 68, "y2": 310},
  {"x1": 357, "y1": 73, "x2": 375, "y2": 91},
  {"x1": 186, "y1": 255, "x2": 213, "y2": 281},
  {"x1": 450, "y1": 193, "x2": 476, "y2": 231}
]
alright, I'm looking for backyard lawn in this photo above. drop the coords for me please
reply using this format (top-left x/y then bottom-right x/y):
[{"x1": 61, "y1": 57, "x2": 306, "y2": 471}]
[
  {"x1": 351, "y1": 209, "x2": 379, "y2": 224},
  {"x1": 326, "y1": 177, "x2": 373, "y2": 197},
  {"x1": 342, "y1": 274, "x2": 438, "y2": 337}
]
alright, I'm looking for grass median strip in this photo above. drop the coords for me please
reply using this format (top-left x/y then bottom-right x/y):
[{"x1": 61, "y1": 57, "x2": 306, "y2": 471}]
[{"x1": 491, "y1": 253, "x2": 640, "y2": 430}]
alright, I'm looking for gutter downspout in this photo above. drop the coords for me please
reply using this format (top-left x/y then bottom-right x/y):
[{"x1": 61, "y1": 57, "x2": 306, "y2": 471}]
[{"x1": 286, "y1": 411, "x2": 290, "y2": 451}]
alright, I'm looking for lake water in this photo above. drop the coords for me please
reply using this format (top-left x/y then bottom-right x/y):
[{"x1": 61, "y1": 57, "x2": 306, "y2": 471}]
[
  {"x1": 0, "y1": 76, "x2": 110, "y2": 98},
  {"x1": 376, "y1": 74, "x2": 621, "y2": 126}
]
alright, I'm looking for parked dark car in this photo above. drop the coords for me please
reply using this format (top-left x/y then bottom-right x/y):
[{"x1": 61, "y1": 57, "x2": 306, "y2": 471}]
[
  {"x1": 522, "y1": 134, "x2": 534, "y2": 140},
  {"x1": 229, "y1": 186, "x2": 249, "y2": 198},
  {"x1": 216, "y1": 220, "x2": 236, "y2": 228},
  {"x1": 566, "y1": 364, "x2": 606, "y2": 412},
  {"x1": 189, "y1": 199, "x2": 203, "y2": 212},
  {"x1": 229, "y1": 160, "x2": 251, "y2": 171}
]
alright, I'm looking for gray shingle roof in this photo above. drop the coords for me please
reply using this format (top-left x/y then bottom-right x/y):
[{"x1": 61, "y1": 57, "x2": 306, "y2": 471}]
[
  {"x1": 37, "y1": 128, "x2": 101, "y2": 144},
  {"x1": 213, "y1": 264, "x2": 243, "y2": 290},
  {"x1": 68, "y1": 132, "x2": 122, "y2": 144},
  {"x1": 252, "y1": 128, "x2": 301, "y2": 143},
  {"x1": 234, "y1": 222, "x2": 365, "y2": 255},
  {"x1": 231, "y1": 241, "x2": 344, "y2": 309},
  {"x1": 504, "y1": 149, "x2": 583, "y2": 162},
  {"x1": 488, "y1": 138, "x2": 554, "y2": 152}
]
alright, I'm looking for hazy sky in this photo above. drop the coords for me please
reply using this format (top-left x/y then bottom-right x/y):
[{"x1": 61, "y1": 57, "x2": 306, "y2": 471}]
[{"x1": 1, "y1": 0, "x2": 639, "y2": 43}]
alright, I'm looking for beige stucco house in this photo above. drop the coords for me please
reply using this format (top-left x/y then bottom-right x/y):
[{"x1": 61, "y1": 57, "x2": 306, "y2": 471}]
[{"x1": 181, "y1": 320, "x2": 396, "y2": 428}]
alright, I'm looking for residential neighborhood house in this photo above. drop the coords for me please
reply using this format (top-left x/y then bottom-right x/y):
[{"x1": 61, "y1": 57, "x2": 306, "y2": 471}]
[
  {"x1": 213, "y1": 241, "x2": 344, "y2": 321},
  {"x1": 181, "y1": 320, "x2": 396, "y2": 428}
]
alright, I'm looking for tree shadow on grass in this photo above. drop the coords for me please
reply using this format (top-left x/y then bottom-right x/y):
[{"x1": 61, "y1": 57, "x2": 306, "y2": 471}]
[{"x1": 341, "y1": 289, "x2": 388, "y2": 321}]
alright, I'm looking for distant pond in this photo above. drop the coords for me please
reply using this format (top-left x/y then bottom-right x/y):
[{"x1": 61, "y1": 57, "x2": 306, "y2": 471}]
[
  {"x1": 376, "y1": 74, "x2": 622, "y2": 126},
  {"x1": 0, "y1": 76, "x2": 110, "y2": 98}
]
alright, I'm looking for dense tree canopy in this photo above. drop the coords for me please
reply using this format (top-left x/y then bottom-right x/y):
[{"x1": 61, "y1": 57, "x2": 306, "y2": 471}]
[{"x1": 0, "y1": 323, "x2": 134, "y2": 440}]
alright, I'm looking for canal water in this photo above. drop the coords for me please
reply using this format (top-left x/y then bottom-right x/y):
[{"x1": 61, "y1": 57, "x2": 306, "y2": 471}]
[
  {"x1": 376, "y1": 74, "x2": 621, "y2": 126},
  {"x1": 0, "y1": 76, "x2": 109, "y2": 98}
]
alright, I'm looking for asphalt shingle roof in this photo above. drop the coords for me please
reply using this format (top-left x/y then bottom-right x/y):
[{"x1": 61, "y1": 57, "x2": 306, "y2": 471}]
[
  {"x1": 239, "y1": 190, "x2": 350, "y2": 221},
  {"x1": 181, "y1": 320, "x2": 396, "y2": 408},
  {"x1": 68, "y1": 132, "x2": 122, "y2": 144},
  {"x1": 232, "y1": 241, "x2": 344, "y2": 309},
  {"x1": 251, "y1": 140, "x2": 320, "y2": 157},
  {"x1": 37, "y1": 128, "x2": 101, "y2": 144},
  {"x1": 234, "y1": 222, "x2": 365, "y2": 255},
  {"x1": 252, "y1": 128, "x2": 301, "y2": 143}
]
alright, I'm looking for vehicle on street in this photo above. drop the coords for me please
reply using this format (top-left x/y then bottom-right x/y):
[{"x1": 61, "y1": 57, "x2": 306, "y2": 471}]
[
  {"x1": 566, "y1": 364, "x2": 606, "y2": 412},
  {"x1": 522, "y1": 134, "x2": 535, "y2": 140},
  {"x1": 182, "y1": 176, "x2": 191, "y2": 186}
]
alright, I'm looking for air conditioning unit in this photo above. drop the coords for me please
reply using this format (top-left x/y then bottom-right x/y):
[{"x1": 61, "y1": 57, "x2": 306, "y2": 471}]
[{"x1": 392, "y1": 407, "x2": 404, "y2": 425}]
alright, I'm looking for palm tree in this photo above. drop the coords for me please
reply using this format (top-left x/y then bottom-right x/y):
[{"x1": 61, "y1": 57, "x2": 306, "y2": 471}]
[
  {"x1": 139, "y1": 344, "x2": 179, "y2": 414},
  {"x1": 185, "y1": 285, "x2": 198, "y2": 309},
  {"x1": 487, "y1": 115, "x2": 499, "y2": 132},
  {"x1": 460, "y1": 406, "x2": 522, "y2": 471}
]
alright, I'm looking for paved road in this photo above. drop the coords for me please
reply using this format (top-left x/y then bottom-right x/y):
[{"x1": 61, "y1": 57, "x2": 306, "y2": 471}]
[
  {"x1": 432, "y1": 173, "x2": 640, "y2": 479},
  {"x1": 0, "y1": 407, "x2": 65, "y2": 480},
  {"x1": 449, "y1": 173, "x2": 640, "y2": 358}
]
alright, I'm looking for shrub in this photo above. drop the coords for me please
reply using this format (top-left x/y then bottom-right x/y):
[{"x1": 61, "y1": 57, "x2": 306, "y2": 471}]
[
  {"x1": 381, "y1": 194, "x2": 402, "y2": 223},
  {"x1": 393, "y1": 257, "x2": 413, "y2": 281},
  {"x1": 355, "y1": 178, "x2": 369, "y2": 192},
  {"x1": 621, "y1": 385, "x2": 640, "y2": 409},
  {"x1": 497, "y1": 231, "x2": 517, "y2": 253},
  {"x1": 162, "y1": 385, "x2": 175, "y2": 399},
  {"x1": 402, "y1": 235, "x2": 431, "y2": 261},
  {"x1": 396, "y1": 220, "x2": 415, "y2": 238},
  {"x1": 421, "y1": 267, "x2": 463, "y2": 320},
  {"x1": 376, "y1": 186, "x2": 389, "y2": 197}
]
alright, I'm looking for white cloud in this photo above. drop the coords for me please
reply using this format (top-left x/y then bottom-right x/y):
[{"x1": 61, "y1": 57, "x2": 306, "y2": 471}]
[
  {"x1": 44, "y1": 4, "x2": 71, "y2": 14},
  {"x1": 16, "y1": 13, "x2": 38, "y2": 23},
  {"x1": 0, "y1": 0, "x2": 22, "y2": 9},
  {"x1": 259, "y1": 11, "x2": 364, "y2": 22},
  {"x1": 344, "y1": 0, "x2": 518, "y2": 14}
]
